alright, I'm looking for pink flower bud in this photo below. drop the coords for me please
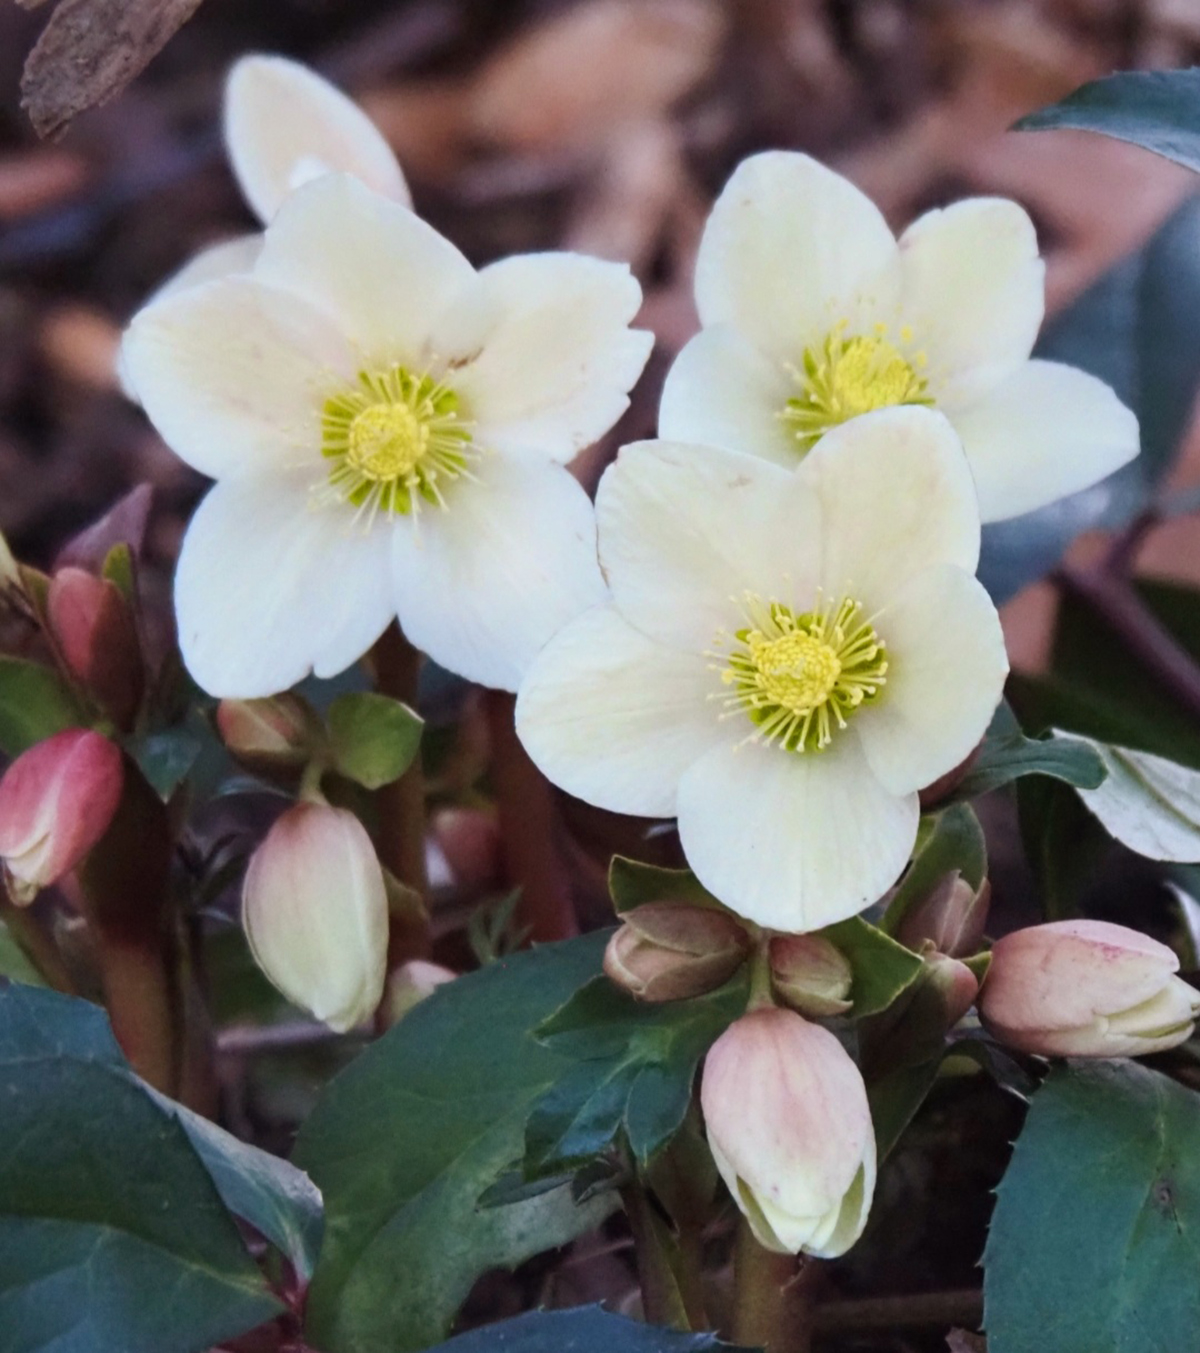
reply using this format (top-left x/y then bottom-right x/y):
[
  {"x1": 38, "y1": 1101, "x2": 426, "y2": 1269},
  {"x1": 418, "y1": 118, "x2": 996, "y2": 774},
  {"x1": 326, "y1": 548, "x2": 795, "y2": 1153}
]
[
  {"x1": 242, "y1": 803, "x2": 388, "y2": 1032},
  {"x1": 895, "y1": 874, "x2": 990, "y2": 959},
  {"x1": 216, "y1": 694, "x2": 323, "y2": 774},
  {"x1": 0, "y1": 729, "x2": 124, "y2": 902},
  {"x1": 701, "y1": 1007, "x2": 876, "y2": 1257},
  {"x1": 604, "y1": 902, "x2": 750, "y2": 1002},
  {"x1": 47, "y1": 567, "x2": 143, "y2": 730},
  {"x1": 922, "y1": 952, "x2": 979, "y2": 1027},
  {"x1": 980, "y1": 920, "x2": 1200, "y2": 1058},
  {"x1": 769, "y1": 934, "x2": 853, "y2": 1016}
]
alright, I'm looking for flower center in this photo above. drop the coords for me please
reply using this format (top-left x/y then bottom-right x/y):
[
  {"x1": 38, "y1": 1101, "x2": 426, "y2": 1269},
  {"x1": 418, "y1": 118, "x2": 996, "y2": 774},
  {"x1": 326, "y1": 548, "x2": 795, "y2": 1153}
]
[
  {"x1": 781, "y1": 324, "x2": 932, "y2": 453},
  {"x1": 717, "y1": 595, "x2": 888, "y2": 752},
  {"x1": 321, "y1": 366, "x2": 475, "y2": 519}
]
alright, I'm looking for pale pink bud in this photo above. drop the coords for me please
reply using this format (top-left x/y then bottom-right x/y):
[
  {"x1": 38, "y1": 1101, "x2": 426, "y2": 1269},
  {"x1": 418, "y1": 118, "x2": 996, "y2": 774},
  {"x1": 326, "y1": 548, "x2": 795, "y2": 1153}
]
[
  {"x1": 700, "y1": 1007, "x2": 876, "y2": 1257},
  {"x1": 242, "y1": 803, "x2": 388, "y2": 1032},
  {"x1": 47, "y1": 567, "x2": 143, "y2": 729},
  {"x1": 216, "y1": 695, "x2": 323, "y2": 774},
  {"x1": 385, "y1": 959, "x2": 457, "y2": 1022},
  {"x1": 980, "y1": 920, "x2": 1200, "y2": 1058},
  {"x1": 895, "y1": 874, "x2": 991, "y2": 959},
  {"x1": 922, "y1": 952, "x2": 979, "y2": 1027},
  {"x1": 604, "y1": 902, "x2": 750, "y2": 1002},
  {"x1": 769, "y1": 934, "x2": 853, "y2": 1016},
  {"x1": 0, "y1": 729, "x2": 124, "y2": 902}
]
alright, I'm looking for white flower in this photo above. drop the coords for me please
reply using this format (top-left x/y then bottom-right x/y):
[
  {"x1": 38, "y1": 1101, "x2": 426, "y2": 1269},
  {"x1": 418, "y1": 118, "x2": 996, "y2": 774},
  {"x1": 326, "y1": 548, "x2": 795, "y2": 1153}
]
[
  {"x1": 660, "y1": 151, "x2": 1139, "y2": 523},
  {"x1": 119, "y1": 55, "x2": 412, "y2": 397},
  {"x1": 516, "y1": 407, "x2": 1008, "y2": 931},
  {"x1": 123, "y1": 173, "x2": 651, "y2": 696}
]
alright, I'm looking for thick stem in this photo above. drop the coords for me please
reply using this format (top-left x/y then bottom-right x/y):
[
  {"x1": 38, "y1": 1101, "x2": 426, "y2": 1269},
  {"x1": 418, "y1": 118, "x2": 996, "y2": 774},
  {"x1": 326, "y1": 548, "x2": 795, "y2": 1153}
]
[
  {"x1": 370, "y1": 625, "x2": 431, "y2": 967},
  {"x1": 94, "y1": 927, "x2": 179, "y2": 1094},
  {"x1": 483, "y1": 688, "x2": 577, "y2": 944},
  {"x1": 620, "y1": 1183, "x2": 704, "y2": 1331},
  {"x1": 732, "y1": 1220, "x2": 812, "y2": 1352}
]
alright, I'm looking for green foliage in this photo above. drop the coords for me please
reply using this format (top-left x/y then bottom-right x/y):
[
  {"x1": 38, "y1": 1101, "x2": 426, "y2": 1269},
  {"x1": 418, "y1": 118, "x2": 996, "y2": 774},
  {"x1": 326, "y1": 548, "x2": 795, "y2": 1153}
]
[
  {"x1": 1016, "y1": 70, "x2": 1200, "y2": 175},
  {"x1": 882, "y1": 803, "x2": 987, "y2": 936},
  {"x1": 0, "y1": 655, "x2": 83, "y2": 756},
  {"x1": 821, "y1": 915, "x2": 923, "y2": 1018},
  {"x1": 985, "y1": 1061, "x2": 1200, "y2": 1353},
  {"x1": 608, "y1": 856, "x2": 724, "y2": 913},
  {"x1": 1017, "y1": 774, "x2": 1111, "y2": 919},
  {"x1": 0, "y1": 984, "x2": 290, "y2": 1353},
  {"x1": 528, "y1": 968, "x2": 749, "y2": 1175},
  {"x1": 327, "y1": 691, "x2": 423, "y2": 789},
  {"x1": 423, "y1": 1305, "x2": 757, "y2": 1353},
  {"x1": 946, "y1": 720, "x2": 1106, "y2": 802},
  {"x1": 294, "y1": 934, "x2": 618, "y2": 1353}
]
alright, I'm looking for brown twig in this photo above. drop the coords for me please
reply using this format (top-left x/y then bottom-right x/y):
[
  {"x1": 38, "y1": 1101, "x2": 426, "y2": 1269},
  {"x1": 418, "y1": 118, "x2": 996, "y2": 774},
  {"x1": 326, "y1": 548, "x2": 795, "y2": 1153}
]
[{"x1": 812, "y1": 1287, "x2": 983, "y2": 1333}]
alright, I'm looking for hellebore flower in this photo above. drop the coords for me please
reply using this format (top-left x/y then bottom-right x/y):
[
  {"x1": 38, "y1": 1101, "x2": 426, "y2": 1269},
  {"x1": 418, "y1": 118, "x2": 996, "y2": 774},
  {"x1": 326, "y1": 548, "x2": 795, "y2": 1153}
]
[
  {"x1": 980, "y1": 919, "x2": 1200, "y2": 1058},
  {"x1": 517, "y1": 407, "x2": 1007, "y2": 931},
  {"x1": 660, "y1": 151, "x2": 1138, "y2": 522},
  {"x1": 123, "y1": 172, "x2": 650, "y2": 695},
  {"x1": 242, "y1": 802, "x2": 389, "y2": 1032},
  {"x1": 701, "y1": 1006, "x2": 876, "y2": 1257},
  {"x1": 0, "y1": 729, "x2": 124, "y2": 903}
]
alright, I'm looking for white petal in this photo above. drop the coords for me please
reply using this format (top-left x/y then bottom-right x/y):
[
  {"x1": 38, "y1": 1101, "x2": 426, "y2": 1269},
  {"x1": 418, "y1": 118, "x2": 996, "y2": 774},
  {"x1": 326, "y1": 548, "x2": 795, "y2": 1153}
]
[
  {"x1": 658, "y1": 326, "x2": 799, "y2": 466},
  {"x1": 391, "y1": 455, "x2": 605, "y2": 692},
  {"x1": 856, "y1": 565, "x2": 1008, "y2": 796},
  {"x1": 175, "y1": 471, "x2": 395, "y2": 697},
  {"x1": 800, "y1": 406, "x2": 981, "y2": 605},
  {"x1": 117, "y1": 235, "x2": 264, "y2": 402},
  {"x1": 254, "y1": 173, "x2": 474, "y2": 364},
  {"x1": 225, "y1": 55, "x2": 410, "y2": 224},
  {"x1": 899, "y1": 198, "x2": 1044, "y2": 405},
  {"x1": 676, "y1": 735, "x2": 919, "y2": 931},
  {"x1": 597, "y1": 439, "x2": 810, "y2": 651},
  {"x1": 515, "y1": 604, "x2": 722, "y2": 817},
  {"x1": 123, "y1": 277, "x2": 353, "y2": 480},
  {"x1": 950, "y1": 359, "x2": 1140, "y2": 523},
  {"x1": 428, "y1": 252, "x2": 652, "y2": 462},
  {"x1": 695, "y1": 151, "x2": 898, "y2": 363},
  {"x1": 810, "y1": 1153, "x2": 875, "y2": 1260}
]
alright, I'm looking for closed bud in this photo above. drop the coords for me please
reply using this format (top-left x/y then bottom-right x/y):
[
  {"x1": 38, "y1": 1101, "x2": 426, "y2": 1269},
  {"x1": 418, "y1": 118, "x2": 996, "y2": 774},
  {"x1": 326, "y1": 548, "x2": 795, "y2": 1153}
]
[
  {"x1": 980, "y1": 920, "x2": 1200, "y2": 1058},
  {"x1": 769, "y1": 934, "x2": 853, "y2": 1016},
  {"x1": 604, "y1": 902, "x2": 750, "y2": 1002},
  {"x1": 385, "y1": 959, "x2": 457, "y2": 1023},
  {"x1": 701, "y1": 1008, "x2": 875, "y2": 1257},
  {"x1": 217, "y1": 694, "x2": 323, "y2": 775},
  {"x1": 0, "y1": 729, "x2": 124, "y2": 902},
  {"x1": 243, "y1": 803, "x2": 388, "y2": 1032},
  {"x1": 921, "y1": 951, "x2": 979, "y2": 1027},
  {"x1": 896, "y1": 873, "x2": 990, "y2": 959},
  {"x1": 47, "y1": 567, "x2": 143, "y2": 729}
]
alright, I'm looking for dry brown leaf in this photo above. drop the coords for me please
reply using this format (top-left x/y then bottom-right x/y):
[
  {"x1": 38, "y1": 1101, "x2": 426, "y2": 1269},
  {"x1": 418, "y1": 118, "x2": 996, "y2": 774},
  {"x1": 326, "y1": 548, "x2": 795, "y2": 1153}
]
[
  {"x1": 21, "y1": 0, "x2": 205, "y2": 138},
  {"x1": 468, "y1": 0, "x2": 726, "y2": 155}
]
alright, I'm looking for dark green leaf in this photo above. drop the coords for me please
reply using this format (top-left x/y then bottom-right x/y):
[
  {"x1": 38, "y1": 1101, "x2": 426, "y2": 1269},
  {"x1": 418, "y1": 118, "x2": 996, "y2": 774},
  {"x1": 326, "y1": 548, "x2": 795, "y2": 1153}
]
[
  {"x1": 985, "y1": 1061, "x2": 1200, "y2": 1353},
  {"x1": 423, "y1": 1305, "x2": 757, "y2": 1353},
  {"x1": 295, "y1": 935, "x2": 618, "y2": 1353},
  {"x1": 821, "y1": 916, "x2": 923, "y2": 1018},
  {"x1": 1017, "y1": 773, "x2": 1112, "y2": 919},
  {"x1": 0, "y1": 919, "x2": 45, "y2": 985},
  {"x1": 882, "y1": 804, "x2": 987, "y2": 937},
  {"x1": 531, "y1": 969, "x2": 748, "y2": 1170},
  {"x1": 946, "y1": 727, "x2": 1106, "y2": 801},
  {"x1": 1016, "y1": 70, "x2": 1200, "y2": 175},
  {"x1": 0, "y1": 656, "x2": 83, "y2": 757},
  {"x1": 0, "y1": 985, "x2": 282, "y2": 1353},
  {"x1": 868, "y1": 1059, "x2": 942, "y2": 1162},
  {"x1": 327, "y1": 691, "x2": 423, "y2": 789},
  {"x1": 608, "y1": 857, "x2": 722, "y2": 914}
]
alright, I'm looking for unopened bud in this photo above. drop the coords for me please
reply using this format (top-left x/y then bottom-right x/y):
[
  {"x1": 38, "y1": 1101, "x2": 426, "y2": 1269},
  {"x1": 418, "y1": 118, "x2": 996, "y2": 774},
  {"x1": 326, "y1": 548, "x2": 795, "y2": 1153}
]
[
  {"x1": 243, "y1": 803, "x2": 388, "y2": 1032},
  {"x1": 980, "y1": 920, "x2": 1200, "y2": 1058},
  {"x1": 0, "y1": 729, "x2": 124, "y2": 902},
  {"x1": 386, "y1": 959, "x2": 456, "y2": 1022},
  {"x1": 922, "y1": 951, "x2": 979, "y2": 1027},
  {"x1": 701, "y1": 1007, "x2": 875, "y2": 1257},
  {"x1": 217, "y1": 694, "x2": 323, "y2": 776},
  {"x1": 896, "y1": 874, "x2": 990, "y2": 959},
  {"x1": 47, "y1": 567, "x2": 143, "y2": 730},
  {"x1": 769, "y1": 934, "x2": 853, "y2": 1016},
  {"x1": 604, "y1": 902, "x2": 750, "y2": 1002}
]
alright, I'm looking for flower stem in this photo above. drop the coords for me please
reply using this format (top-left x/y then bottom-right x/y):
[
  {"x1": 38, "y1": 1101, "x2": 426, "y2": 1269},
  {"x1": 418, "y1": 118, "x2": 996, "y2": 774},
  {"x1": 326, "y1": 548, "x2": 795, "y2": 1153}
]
[
  {"x1": 732, "y1": 1220, "x2": 813, "y2": 1351},
  {"x1": 619, "y1": 1182, "x2": 705, "y2": 1330},
  {"x1": 0, "y1": 897, "x2": 76, "y2": 992},
  {"x1": 94, "y1": 925, "x2": 180, "y2": 1094},
  {"x1": 370, "y1": 624, "x2": 431, "y2": 967},
  {"x1": 483, "y1": 688, "x2": 577, "y2": 944}
]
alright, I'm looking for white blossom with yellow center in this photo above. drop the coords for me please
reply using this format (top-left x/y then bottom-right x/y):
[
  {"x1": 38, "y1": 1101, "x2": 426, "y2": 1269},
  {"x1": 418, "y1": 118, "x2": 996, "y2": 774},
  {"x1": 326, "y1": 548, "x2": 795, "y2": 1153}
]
[
  {"x1": 516, "y1": 407, "x2": 1008, "y2": 932},
  {"x1": 659, "y1": 151, "x2": 1139, "y2": 523},
  {"x1": 123, "y1": 173, "x2": 651, "y2": 696}
]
